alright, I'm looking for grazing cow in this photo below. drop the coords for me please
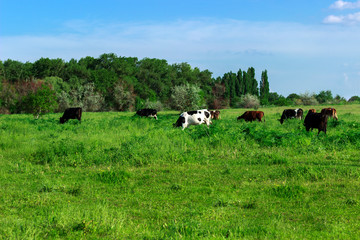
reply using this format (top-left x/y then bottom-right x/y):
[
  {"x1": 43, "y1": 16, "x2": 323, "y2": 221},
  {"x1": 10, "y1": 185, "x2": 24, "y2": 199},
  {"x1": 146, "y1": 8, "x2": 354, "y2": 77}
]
[
  {"x1": 237, "y1": 111, "x2": 265, "y2": 122},
  {"x1": 279, "y1": 108, "x2": 303, "y2": 124},
  {"x1": 135, "y1": 108, "x2": 158, "y2": 120},
  {"x1": 210, "y1": 110, "x2": 221, "y2": 120},
  {"x1": 304, "y1": 111, "x2": 328, "y2": 134},
  {"x1": 173, "y1": 109, "x2": 212, "y2": 129},
  {"x1": 60, "y1": 107, "x2": 82, "y2": 124},
  {"x1": 321, "y1": 108, "x2": 338, "y2": 120}
]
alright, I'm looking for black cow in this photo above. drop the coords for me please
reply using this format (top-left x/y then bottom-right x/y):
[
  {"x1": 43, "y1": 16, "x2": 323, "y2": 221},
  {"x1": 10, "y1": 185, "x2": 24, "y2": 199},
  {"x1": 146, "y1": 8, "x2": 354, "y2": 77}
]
[
  {"x1": 60, "y1": 107, "x2": 82, "y2": 124},
  {"x1": 304, "y1": 111, "x2": 328, "y2": 134},
  {"x1": 279, "y1": 108, "x2": 303, "y2": 124},
  {"x1": 135, "y1": 108, "x2": 158, "y2": 120}
]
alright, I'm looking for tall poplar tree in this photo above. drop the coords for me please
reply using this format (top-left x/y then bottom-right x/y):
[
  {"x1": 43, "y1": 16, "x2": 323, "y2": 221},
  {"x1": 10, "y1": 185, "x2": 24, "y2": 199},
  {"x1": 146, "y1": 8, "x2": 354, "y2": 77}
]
[
  {"x1": 246, "y1": 67, "x2": 258, "y2": 96},
  {"x1": 260, "y1": 70, "x2": 270, "y2": 105},
  {"x1": 236, "y1": 69, "x2": 244, "y2": 96}
]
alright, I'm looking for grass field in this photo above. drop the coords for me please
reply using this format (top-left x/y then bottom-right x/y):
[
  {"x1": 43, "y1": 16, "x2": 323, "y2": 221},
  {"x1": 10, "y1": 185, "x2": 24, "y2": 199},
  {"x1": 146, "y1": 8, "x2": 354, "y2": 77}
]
[{"x1": 0, "y1": 105, "x2": 359, "y2": 239}]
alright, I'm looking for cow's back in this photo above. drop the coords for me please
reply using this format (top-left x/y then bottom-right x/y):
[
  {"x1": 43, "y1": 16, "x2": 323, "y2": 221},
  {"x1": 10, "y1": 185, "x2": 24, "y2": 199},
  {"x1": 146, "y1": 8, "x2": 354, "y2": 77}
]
[
  {"x1": 238, "y1": 111, "x2": 264, "y2": 122},
  {"x1": 304, "y1": 112, "x2": 328, "y2": 134}
]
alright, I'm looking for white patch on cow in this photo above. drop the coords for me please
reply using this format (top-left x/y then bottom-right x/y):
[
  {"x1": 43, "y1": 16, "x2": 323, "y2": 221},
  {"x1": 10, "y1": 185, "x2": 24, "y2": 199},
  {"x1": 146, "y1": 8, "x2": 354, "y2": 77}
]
[
  {"x1": 149, "y1": 114, "x2": 157, "y2": 120},
  {"x1": 179, "y1": 109, "x2": 212, "y2": 130}
]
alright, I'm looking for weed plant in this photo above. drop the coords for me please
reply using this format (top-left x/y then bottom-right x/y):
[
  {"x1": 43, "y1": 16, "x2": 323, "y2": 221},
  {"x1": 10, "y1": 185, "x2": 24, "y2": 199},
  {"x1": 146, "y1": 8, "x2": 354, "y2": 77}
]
[{"x1": 0, "y1": 105, "x2": 359, "y2": 239}]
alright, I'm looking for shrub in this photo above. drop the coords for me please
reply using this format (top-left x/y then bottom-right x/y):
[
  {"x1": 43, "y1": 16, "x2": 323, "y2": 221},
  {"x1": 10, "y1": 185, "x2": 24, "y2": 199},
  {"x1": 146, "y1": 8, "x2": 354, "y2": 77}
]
[
  {"x1": 22, "y1": 84, "x2": 58, "y2": 119},
  {"x1": 236, "y1": 94, "x2": 260, "y2": 109},
  {"x1": 0, "y1": 81, "x2": 18, "y2": 113},
  {"x1": 170, "y1": 84, "x2": 202, "y2": 111},
  {"x1": 113, "y1": 82, "x2": 135, "y2": 111},
  {"x1": 297, "y1": 92, "x2": 319, "y2": 105},
  {"x1": 69, "y1": 83, "x2": 105, "y2": 112},
  {"x1": 56, "y1": 91, "x2": 71, "y2": 112},
  {"x1": 143, "y1": 99, "x2": 164, "y2": 111}
]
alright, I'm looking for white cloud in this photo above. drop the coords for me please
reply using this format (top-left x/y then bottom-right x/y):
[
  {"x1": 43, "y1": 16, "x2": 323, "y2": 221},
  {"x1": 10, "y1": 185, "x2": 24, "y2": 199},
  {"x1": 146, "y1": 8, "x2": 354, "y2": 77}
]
[
  {"x1": 323, "y1": 12, "x2": 360, "y2": 24},
  {"x1": 1, "y1": 19, "x2": 360, "y2": 98},
  {"x1": 330, "y1": 0, "x2": 360, "y2": 10},
  {"x1": 323, "y1": 15, "x2": 344, "y2": 23}
]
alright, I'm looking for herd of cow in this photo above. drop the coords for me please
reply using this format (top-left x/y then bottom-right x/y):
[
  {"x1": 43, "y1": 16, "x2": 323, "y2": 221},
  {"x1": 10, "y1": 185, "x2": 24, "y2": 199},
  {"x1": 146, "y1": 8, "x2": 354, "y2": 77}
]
[{"x1": 59, "y1": 107, "x2": 338, "y2": 134}]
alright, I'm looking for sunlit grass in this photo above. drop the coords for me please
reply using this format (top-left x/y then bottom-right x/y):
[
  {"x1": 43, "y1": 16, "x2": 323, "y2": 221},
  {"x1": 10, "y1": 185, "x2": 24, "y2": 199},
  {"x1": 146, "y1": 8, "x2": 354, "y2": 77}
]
[{"x1": 0, "y1": 104, "x2": 359, "y2": 239}]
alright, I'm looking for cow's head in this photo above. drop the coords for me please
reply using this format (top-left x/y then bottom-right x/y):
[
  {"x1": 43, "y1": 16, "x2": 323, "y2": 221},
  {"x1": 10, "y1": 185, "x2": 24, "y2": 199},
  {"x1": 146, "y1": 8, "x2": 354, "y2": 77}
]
[{"x1": 173, "y1": 116, "x2": 185, "y2": 128}]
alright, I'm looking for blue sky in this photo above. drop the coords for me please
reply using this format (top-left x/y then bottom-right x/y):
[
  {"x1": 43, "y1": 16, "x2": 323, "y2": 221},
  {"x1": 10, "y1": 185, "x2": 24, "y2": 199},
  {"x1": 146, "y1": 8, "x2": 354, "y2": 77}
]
[{"x1": 1, "y1": 0, "x2": 360, "y2": 99}]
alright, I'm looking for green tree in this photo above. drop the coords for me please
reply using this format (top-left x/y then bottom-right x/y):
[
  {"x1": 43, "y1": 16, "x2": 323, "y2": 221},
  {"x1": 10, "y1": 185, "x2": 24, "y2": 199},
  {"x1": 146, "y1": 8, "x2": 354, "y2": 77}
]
[
  {"x1": 3, "y1": 59, "x2": 29, "y2": 82},
  {"x1": 236, "y1": 69, "x2": 244, "y2": 96},
  {"x1": 287, "y1": 93, "x2": 300, "y2": 101},
  {"x1": 23, "y1": 84, "x2": 58, "y2": 118},
  {"x1": 136, "y1": 58, "x2": 171, "y2": 102},
  {"x1": 32, "y1": 58, "x2": 65, "y2": 79},
  {"x1": 259, "y1": 70, "x2": 269, "y2": 105},
  {"x1": 348, "y1": 96, "x2": 360, "y2": 102},
  {"x1": 246, "y1": 67, "x2": 258, "y2": 96},
  {"x1": 316, "y1": 90, "x2": 333, "y2": 104}
]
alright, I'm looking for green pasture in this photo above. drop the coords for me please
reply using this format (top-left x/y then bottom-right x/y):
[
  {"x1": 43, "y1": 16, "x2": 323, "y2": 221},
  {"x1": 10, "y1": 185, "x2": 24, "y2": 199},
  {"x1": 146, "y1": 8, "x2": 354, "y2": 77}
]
[{"x1": 0, "y1": 105, "x2": 359, "y2": 239}]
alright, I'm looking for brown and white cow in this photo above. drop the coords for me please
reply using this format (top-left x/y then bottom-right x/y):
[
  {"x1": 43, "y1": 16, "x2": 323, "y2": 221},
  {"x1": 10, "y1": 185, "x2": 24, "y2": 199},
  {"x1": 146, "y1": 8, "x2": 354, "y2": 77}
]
[
  {"x1": 210, "y1": 110, "x2": 221, "y2": 120},
  {"x1": 321, "y1": 108, "x2": 338, "y2": 120},
  {"x1": 237, "y1": 111, "x2": 265, "y2": 122}
]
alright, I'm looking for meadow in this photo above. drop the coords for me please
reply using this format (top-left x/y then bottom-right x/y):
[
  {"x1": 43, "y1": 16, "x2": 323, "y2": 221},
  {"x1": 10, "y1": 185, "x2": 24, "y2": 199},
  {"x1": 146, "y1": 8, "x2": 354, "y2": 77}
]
[{"x1": 0, "y1": 105, "x2": 359, "y2": 239}]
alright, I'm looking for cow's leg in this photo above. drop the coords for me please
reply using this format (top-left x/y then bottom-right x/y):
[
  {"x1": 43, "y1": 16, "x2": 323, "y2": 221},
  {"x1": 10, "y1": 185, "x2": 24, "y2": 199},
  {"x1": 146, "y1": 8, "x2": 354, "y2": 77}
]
[{"x1": 182, "y1": 120, "x2": 188, "y2": 130}]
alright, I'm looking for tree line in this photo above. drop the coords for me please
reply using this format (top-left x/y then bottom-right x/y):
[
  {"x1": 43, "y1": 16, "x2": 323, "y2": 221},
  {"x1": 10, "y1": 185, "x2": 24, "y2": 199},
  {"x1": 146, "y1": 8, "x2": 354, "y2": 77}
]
[{"x1": 0, "y1": 53, "x2": 358, "y2": 117}]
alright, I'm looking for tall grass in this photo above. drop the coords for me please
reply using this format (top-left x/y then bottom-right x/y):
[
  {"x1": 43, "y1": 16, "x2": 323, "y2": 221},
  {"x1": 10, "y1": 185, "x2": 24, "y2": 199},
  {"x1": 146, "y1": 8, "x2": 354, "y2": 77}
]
[{"x1": 0, "y1": 105, "x2": 359, "y2": 239}]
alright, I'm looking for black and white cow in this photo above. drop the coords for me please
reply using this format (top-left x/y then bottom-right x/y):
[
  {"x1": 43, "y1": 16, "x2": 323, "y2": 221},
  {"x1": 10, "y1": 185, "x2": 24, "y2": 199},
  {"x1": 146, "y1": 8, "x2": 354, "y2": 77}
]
[
  {"x1": 60, "y1": 107, "x2": 82, "y2": 124},
  {"x1": 173, "y1": 109, "x2": 212, "y2": 129},
  {"x1": 279, "y1": 108, "x2": 303, "y2": 124},
  {"x1": 135, "y1": 108, "x2": 158, "y2": 120}
]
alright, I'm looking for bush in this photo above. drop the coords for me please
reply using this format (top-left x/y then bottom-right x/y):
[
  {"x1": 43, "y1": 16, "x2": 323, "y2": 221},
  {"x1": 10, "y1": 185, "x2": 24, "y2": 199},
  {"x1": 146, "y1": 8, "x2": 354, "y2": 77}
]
[
  {"x1": 56, "y1": 91, "x2": 71, "y2": 112},
  {"x1": 143, "y1": 99, "x2": 164, "y2": 111},
  {"x1": 22, "y1": 84, "x2": 58, "y2": 119},
  {"x1": 69, "y1": 83, "x2": 105, "y2": 112},
  {"x1": 297, "y1": 92, "x2": 319, "y2": 105},
  {"x1": 170, "y1": 84, "x2": 202, "y2": 111},
  {"x1": 0, "y1": 81, "x2": 18, "y2": 113},
  {"x1": 113, "y1": 83, "x2": 135, "y2": 111},
  {"x1": 236, "y1": 94, "x2": 260, "y2": 109}
]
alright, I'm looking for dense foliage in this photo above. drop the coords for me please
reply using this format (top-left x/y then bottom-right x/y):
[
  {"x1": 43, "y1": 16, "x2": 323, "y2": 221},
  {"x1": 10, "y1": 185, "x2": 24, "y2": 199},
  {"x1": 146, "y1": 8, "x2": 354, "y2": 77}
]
[
  {"x1": 0, "y1": 54, "x2": 269, "y2": 114},
  {"x1": 0, "y1": 54, "x2": 356, "y2": 116}
]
